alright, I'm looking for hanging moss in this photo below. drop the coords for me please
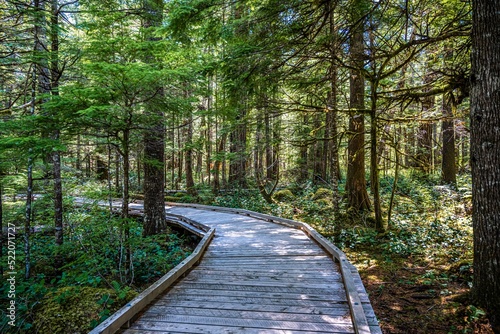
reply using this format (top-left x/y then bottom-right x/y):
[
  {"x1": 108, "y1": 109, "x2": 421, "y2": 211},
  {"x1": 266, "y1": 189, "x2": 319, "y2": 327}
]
[{"x1": 33, "y1": 286, "x2": 137, "y2": 334}]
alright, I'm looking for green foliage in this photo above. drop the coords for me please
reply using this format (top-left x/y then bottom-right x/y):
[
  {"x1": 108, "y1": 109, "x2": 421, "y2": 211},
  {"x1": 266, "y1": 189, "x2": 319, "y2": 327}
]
[
  {"x1": 32, "y1": 286, "x2": 137, "y2": 333},
  {"x1": 311, "y1": 187, "x2": 333, "y2": 201},
  {"x1": 0, "y1": 199, "x2": 193, "y2": 333},
  {"x1": 272, "y1": 189, "x2": 295, "y2": 202}
]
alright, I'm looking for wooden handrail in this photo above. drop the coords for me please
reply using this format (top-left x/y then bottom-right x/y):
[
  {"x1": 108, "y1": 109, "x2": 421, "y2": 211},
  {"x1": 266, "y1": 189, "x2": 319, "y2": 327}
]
[
  {"x1": 164, "y1": 202, "x2": 373, "y2": 334},
  {"x1": 89, "y1": 224, "x2": 215, "y2": 334}
]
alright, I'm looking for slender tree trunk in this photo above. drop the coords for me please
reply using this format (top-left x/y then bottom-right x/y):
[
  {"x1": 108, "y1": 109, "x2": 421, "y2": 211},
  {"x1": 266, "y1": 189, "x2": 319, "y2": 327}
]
[
  {"x1": 115, "y1": 151, "x2": 120, "y2": 191},
  {"x1": 416, "y1": 73, "x2": 434, "y2": 173},
  {"x1": 388, "y1": 134, "x2": 400, "y2": 227},
  {"x1": 370, "y1": 83, "x2": 384, "y2": 230},
  {"x1": 76, "y1": 134, "x2": 81, "y2": 171},
  {"x1": 327, "y1": 3, "x2": 340, "y2": 210},
  {"x1": 264, "y1": 110, "x2": 272, "y2": 180},
  {"x1": 42, "y1": 0, "x2": 65, "y2": 274},
  {"x1": 297, "y1": 113, "x2": 309, "y2": 184},
  {"x1": 346, "y1": 1, "x2": 370, "y2": 211},
  {"x1": 229, "y1": 115, "x2": 247, "y2": 188},
  {"x1": 121, "y1": 128, "x2": 132, "y2": 281},
  {"x1": 213, "y1": 132, "x2": 227, "y2": 193},
  {"x1": 441, "y1": 93, "x2": 457, "y2": 185},
  {"x1": 471, "y1": 1, "x2": 500, "y2": 331},
  {"x1": 185, "y1": 112, "x2": 196, "y2": 195}
]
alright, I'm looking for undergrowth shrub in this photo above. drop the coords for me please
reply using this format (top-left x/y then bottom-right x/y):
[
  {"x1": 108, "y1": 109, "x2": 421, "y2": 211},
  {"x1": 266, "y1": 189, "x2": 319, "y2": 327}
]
[
  {"x1": 0, "y1": 200, "x2": 193, "y2": 333},
  {"x1": 32, "y1": 286, "x2": 137, "y2": 333}
]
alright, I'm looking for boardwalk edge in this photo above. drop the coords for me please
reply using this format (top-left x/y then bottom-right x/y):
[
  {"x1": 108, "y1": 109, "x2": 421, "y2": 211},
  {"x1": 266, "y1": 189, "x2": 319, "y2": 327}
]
[
  {"x1": 165, "y1": 201, "x2": 381, "y2": 334},
  {"x1": 88, "y1": 225, "x2": 215, "y2": 334}
]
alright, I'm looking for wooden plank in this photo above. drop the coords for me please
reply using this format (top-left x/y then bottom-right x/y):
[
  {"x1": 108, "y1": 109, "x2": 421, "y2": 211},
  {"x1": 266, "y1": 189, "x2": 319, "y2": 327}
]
[
  {"x1": 163, "y1": 287, "x2": 349, "y2": 303},
  {"x1": 174, "y1": 279, "x2": 344, "y2": 290},
  {"x1": 186, "y1": 268, "x2": 342, "y2": 280},
  {"x1": 130, "y1": 315, "x2": 354, "y2": 333},
  {"x1": 143, "y1": 303, "x2": 351, "y2": 317},
  {"x1": 140, "y1": 307, "x2": 352, "y2": 324},
  {"x1": 124, "y1": 326, "x2": 345, "y2": 334},
  {"x1": 182, "y1": 273, "x2": 343, "y2": 284},
  {"x1": 155, "y1": 293, "x2": 348, "y2": 308}
]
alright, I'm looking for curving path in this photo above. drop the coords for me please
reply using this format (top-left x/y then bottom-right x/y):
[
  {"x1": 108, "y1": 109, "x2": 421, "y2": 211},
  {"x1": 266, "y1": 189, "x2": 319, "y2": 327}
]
[{"x1": 88, "y1": 202, "x2": 381, "y2": 334}]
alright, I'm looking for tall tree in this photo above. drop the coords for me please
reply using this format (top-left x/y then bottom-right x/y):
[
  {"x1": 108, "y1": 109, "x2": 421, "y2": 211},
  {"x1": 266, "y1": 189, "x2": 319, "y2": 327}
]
[
  {"x1": 142, "y1": 0, "x2": 166, "y2": 236},
  {"x1": 346, "y1": 0, "x2": 371, "y2": 211},
  {"x1": 441, "y1": 92, "x2": 457, "y2": 185},
  {"x1": 50, "y1": 0, "x2": 64, "y2": 273},
  {"x1": 471, "y1": 0, "x2": 500, "y2": 331}
]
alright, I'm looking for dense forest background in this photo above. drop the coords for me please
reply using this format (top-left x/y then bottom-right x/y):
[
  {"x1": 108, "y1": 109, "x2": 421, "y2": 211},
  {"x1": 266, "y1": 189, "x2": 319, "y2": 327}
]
[{"x1": 0, "y1": 0, "x2": 498, "y2": 333}]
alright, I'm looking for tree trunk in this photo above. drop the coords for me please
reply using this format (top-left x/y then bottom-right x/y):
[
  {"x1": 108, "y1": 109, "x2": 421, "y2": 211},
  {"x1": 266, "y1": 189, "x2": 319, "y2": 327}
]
[
  {"x1": 441, "y1": 93, "x2": 457, "y2": 185},
  {"x1": 327, "y1": 4, "x2": 339, "y2": 211},
  {"x1": 185, "y1": 112, "x2": 196, "y2": 196},
  {"x1": 370, "y1": 83, "x2": 384, "y2": 230},
  {"x1": 471, "y1": 1, "x2": 500, "y2": 331},
  {"x1": 229, "y1": 114, "x2": 247, "y2": 188},
  {"x1": 213, "y1": 132, "x2": 227, "y2": 193},
  {"x1": 297, "y1": 113, "x2": 309, "y2": 184},
  {"x1": 142, "y1": 0, "x2": 166, "y2": 236},
  {"x1": 416, "y1": 75, "x2": 434, "y2": 173},
  {"x1": 346, "y1": 1, "x2": 371, "y2": 211}
]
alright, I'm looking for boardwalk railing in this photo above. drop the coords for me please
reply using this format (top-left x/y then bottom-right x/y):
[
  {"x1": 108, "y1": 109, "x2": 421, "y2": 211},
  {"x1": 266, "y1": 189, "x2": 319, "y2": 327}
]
[
  {"x1": 88, "y1": 200, "x2": 379, "y2": 334},
  {"x1": 88, "y1": 214, "x2": 215, "y2": 334},
  {"x1": 162, "y1": 202, "x2": 373, "y2": 334}
]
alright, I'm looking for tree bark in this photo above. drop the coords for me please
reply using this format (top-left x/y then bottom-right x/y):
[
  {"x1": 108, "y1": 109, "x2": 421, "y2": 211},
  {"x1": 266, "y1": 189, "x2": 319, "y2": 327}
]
[
  {"x1": 346, "y1": 1, "x2": 371, "y2": 211},
  {"x1": 229, "y1": 114, "x2": 247, "y2": 188},
  {"x1": 471, "y1": 1, "x2": 500, "y2": 331},
  {"x1": 185, "y1": 111, "x2": 196, "y2": 196},
  {"x1": 142, "y1": 0, "x2": 166, "y2": 236},
  {"x1": 441, "y1": 93, "x2": 457, "y2": 185}
]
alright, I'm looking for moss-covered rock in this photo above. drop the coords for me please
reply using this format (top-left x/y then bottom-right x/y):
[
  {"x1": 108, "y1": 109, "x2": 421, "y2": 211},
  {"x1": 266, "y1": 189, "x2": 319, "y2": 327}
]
[
  {"x1": 312, "y1": 188, "x2": 334, "y2": 201},
  {"x1": 273, "y1": 189, "x2": 295, "y2": 202},
  {"x1": 33, "y1": 286, "x2": 137, "y2": 334}
]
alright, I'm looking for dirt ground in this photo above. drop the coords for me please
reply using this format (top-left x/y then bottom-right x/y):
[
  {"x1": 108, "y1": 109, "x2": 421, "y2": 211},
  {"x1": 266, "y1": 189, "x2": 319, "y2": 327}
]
[{"x1": 355, "y1": 255, "x2": 494, "y2": 334}]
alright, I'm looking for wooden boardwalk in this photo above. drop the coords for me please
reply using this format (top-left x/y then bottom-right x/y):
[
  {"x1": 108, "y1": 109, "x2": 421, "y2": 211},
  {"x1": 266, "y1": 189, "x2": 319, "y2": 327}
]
[{"x1": 90, "y1": 203, "x2": 381, "y2": 334}]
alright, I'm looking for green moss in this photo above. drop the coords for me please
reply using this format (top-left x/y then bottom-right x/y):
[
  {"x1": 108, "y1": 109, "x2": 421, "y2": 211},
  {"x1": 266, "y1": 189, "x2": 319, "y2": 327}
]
[
  {"x1": 312, "y1": 187, "x2": 333, "y2": 201},
  {"x1": 314, "y1": 198, "x2": 332, "y2": 207},
  {"x1": 165, "y1": 196, "x2": 179, "y2": 202},
  {"x1": 33, "y1": 286, "x2": 137, "y2": 333},
  {"x1": 273, "y1": 189, "x2": 295, "y2": 202}
]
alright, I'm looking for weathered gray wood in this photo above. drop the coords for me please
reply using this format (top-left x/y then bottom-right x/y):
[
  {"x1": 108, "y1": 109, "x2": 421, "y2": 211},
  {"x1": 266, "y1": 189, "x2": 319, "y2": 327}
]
[
  {"x1": 140, "y1": 308, "x2": 352, "y2": 324},
  {"x1": 159, "y1": 203, "x2": 380, "y2": 334},
  {"x1": 144, "y1": 303, "x2": 351, "y2": 316},
  {"x1": 81, "y1": 199, "x2": 379, "y2": 334},
  {"x1": 131, "y1": 315, "x2": 354, "y2": 332}
]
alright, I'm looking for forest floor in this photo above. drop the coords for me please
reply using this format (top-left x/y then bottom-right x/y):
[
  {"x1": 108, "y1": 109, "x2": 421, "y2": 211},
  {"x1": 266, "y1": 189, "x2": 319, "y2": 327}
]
[
  {"x1": 209, "y1": 172, "x2": 494, "y2": 334},
  {"x1": 349, "y1": 246, "x2": 493, "y2": 334}
]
